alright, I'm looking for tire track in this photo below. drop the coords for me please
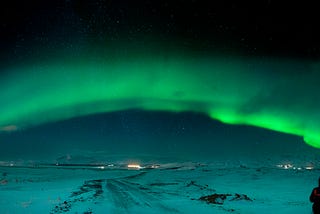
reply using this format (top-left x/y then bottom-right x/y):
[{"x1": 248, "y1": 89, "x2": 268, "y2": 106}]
[{"x1": 106, "y1": 178, "x2": 179, "y2": 213}]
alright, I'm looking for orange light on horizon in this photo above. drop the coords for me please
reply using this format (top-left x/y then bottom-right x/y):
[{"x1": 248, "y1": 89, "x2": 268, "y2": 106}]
[{"x1": 128, "y1": 164, "x2": 141, "y2": 169}]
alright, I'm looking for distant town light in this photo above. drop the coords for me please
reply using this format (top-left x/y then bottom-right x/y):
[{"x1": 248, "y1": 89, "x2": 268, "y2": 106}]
[{"x1": 128, "y1": 164, "x2": 142, "y2": 169}]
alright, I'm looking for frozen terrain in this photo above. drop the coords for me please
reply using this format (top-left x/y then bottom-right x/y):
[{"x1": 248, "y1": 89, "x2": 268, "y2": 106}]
[{"x1": 0, "y1": 159, "x2": 317, "y2": 213}]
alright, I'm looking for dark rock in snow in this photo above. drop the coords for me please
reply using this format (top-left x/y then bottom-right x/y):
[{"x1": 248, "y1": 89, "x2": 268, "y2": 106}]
[
  {"x1": 199, "y1": 193, "x2": 231, "y2": 204},
  {"x1": 199, "y1": 193, "x2": 253, "y2": 205}
]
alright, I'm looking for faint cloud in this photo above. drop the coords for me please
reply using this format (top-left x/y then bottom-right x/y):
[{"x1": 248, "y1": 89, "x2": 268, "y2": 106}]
[{"x1": 0, "y1": 125, "x2": 18, "y2": 132}]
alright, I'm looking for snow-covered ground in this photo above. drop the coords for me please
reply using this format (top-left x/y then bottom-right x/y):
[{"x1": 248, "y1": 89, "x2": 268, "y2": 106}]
[{"x1": 0, "y1": 160, "x2": 317, "y2": 213}]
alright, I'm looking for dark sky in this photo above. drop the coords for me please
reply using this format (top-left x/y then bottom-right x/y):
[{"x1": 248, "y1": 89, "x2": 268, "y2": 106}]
[
  {"x1": 0, "y1": 110, "x2": 314, "y2": 162},
  {"x1": 1, "y1": 1, "x2": 320, "y2": 162},
  {"x1": 1, "y1": 0, "x2": 320, "y2": 64}
]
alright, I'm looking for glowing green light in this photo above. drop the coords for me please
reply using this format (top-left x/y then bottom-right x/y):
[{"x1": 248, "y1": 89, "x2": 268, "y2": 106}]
[{"x1": 1, "y1": 55, "x2": 320, "y2": 148}]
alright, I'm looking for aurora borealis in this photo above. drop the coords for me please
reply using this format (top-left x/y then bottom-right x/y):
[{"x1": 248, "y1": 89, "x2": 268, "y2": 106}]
[
  {"x1": 3, "y1": 3, "x2": 320, "y2": 213},
  {"x1": 1, "y1": 0, "x2": 320, "y2": 155},
  {"x1": 1, "y1": 54, "x2": 320, "y2": 148}
]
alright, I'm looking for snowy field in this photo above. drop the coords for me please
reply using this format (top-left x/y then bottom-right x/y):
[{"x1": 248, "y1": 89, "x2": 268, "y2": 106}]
[{"x1": 0, "y1": 160, "x2": 317, "y2": 214}]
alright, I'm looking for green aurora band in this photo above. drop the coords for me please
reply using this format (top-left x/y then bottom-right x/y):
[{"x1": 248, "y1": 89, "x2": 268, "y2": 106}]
[{"x1": 1, "y1": 54, "x2": 320, "y2": 148}]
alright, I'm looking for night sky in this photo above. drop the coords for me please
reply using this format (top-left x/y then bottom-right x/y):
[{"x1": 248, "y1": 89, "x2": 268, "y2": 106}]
[{"x1": 1, "y1": 1, "x2": 320, "y2": 161}]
